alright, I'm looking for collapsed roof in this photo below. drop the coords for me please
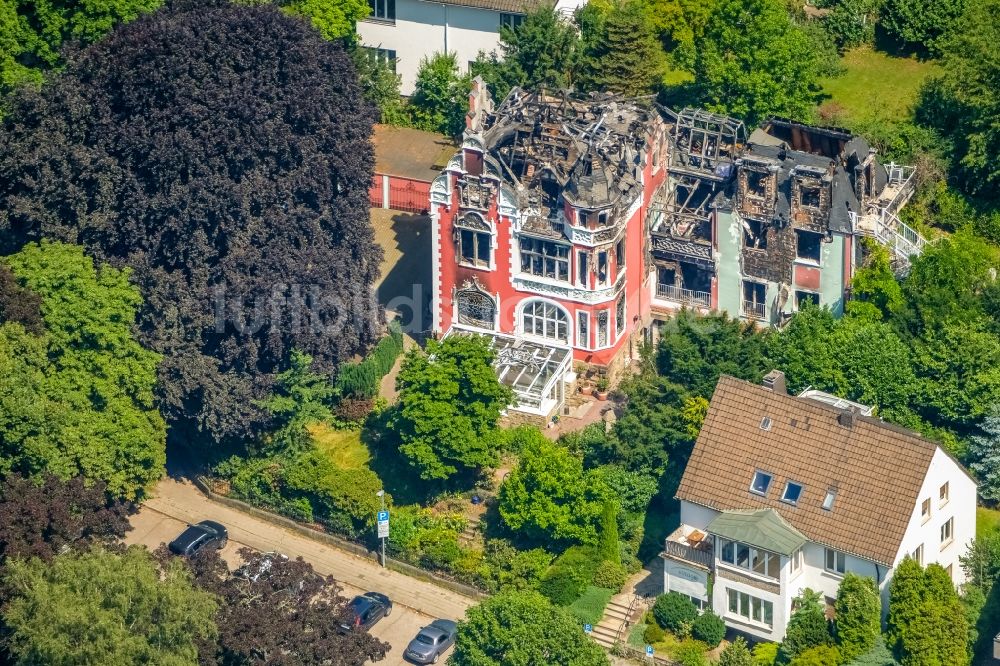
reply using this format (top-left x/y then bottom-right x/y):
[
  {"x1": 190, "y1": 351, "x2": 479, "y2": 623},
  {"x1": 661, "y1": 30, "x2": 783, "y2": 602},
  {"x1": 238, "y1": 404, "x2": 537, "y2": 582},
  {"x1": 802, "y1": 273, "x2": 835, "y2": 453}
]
[{"x1": 475, "y1": 88, "x2": 654, "y2": 212}]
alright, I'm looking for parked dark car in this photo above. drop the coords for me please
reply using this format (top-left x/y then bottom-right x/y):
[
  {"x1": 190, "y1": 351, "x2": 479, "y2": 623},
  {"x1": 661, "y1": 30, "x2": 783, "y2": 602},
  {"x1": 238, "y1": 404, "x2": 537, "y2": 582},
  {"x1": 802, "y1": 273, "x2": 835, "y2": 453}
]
[
  {"x1": 339, "y1": 592, "x2": 392, "y2": 632},
  {"x1": 404, "y1": 619, "x2": 457, "y2": 664},
  {"x1": 167, "y1": 520, "x2": 228, "y2": 557}
]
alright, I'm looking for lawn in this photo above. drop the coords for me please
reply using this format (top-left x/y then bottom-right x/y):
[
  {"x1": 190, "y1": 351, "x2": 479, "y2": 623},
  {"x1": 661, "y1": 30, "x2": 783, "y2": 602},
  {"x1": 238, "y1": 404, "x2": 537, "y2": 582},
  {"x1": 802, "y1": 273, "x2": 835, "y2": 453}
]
[
  {"x1": 307, "y1": 422, "x2": 371, "y2": 470},
  {"x1": 817, "y1": 47, "x2": 940, "y2": 125},
  {"x1": 569, "y1": 586, "x2": 615, "y2": 625},
  {"x1": 978, "y1": 506, "x2": 1000, "y2": 541}
]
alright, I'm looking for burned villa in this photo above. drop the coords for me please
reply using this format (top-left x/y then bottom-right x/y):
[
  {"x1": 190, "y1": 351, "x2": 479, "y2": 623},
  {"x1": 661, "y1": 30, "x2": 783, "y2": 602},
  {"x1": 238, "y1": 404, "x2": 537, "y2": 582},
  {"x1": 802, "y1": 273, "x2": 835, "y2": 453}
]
[{"x1": 429, "y1": 81, "x2": 926, "y2": 420}]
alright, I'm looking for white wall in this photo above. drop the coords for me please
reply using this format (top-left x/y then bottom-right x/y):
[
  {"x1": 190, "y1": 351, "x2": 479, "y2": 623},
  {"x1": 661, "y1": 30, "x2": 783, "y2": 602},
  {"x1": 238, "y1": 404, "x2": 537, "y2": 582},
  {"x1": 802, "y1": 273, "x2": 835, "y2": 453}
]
[
  {"x1": 888, "y1": 447, "x2": 977, "y2": 593},
  {"x1": 679, "y1": 501, "x2": 720, "y2": 530},
  {"x1": 358, "y1": 0, "x2": 506, "y2": 94}
]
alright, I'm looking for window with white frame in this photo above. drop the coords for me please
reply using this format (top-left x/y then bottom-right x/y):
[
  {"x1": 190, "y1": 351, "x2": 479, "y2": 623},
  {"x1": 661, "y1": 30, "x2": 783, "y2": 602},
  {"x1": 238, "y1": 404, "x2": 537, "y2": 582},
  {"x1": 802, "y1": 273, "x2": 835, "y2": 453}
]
[
  {"x1": 939, "y1": 482, "x2": 949, "y2": 506},
  {"x1": 596, "y1": 310, "x2": 609, "y2": 347},
  {"x1": 577, "y1": 311, "x2": 589, "y2": 348},
  {"x1": 727, "y1": 589, "x2": 774, "y2": 628},
  {"x1": 499, "y1": 12, "x2": 524, "y2": 29},
  {"x1": 912, "y1": 544, "x2": 924, "y2": 565},
  {"x1": 615, "y1": 293, "x2": 626, "y2": 337},
  {"x1": 363, "y1": 47, "x2": 397, "y2": 72},
  {"x1": 825, "y1": 548, "x2": 846, "y2": 575},
  {"x1": 520, "y1": 237, "x2": 569, "y2": 281},
  {"x1": 368, "y1": 0, "x2": 395, "y2": 21},
  {"x1": 941, "y1": 517, "x2": 953, "y2": 546},
  {"x1": 719, "y1": 539, "x2": 781, "y2": 579},
  {"x1": 455, "y1": 214, "x2": 492, "y2": 268},
  {"x1": 822, "y1": 488, "x2": 837, "y2": 511},
  {"x1": 921, "y1": 498, "x2": 931, "y2": 523},
  {"x1": 782, "y1": 481, "x2": 803, "y2": 505},
  {"x1": 750, "y1": 470, "x2": 773, "y2": 496},
  {"x1": 521, "y1": 301, "x2": 569, "y2": 343},
  {"x1": 790, "y1": 548, "x2": 803, "y2": 575}
]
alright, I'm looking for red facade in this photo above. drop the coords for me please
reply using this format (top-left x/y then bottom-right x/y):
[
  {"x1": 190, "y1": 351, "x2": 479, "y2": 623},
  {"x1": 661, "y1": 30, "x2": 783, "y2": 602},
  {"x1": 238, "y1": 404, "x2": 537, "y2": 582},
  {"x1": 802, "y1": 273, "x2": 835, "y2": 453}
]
[{"x1": 431, "y1": 85, "x2": 668, "y2": 369}]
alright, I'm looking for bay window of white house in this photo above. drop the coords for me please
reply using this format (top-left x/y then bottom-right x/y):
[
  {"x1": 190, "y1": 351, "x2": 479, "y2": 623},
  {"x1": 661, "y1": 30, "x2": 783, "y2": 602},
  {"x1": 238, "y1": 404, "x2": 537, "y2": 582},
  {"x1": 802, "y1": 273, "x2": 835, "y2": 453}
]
[
  {"x1": 719, "y1": 539, "x2": 781, "y2": 579},
  {"x1": 727, "y1": 589, "x2": 774, "y2": 628}
]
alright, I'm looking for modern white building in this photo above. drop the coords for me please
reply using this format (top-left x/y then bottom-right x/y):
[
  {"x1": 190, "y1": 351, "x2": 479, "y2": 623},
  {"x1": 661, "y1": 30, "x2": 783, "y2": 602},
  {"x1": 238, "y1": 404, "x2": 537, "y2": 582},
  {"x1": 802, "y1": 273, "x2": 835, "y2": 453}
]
[
  {"x1": 357, "y1": 0, "x2": 584, "y2": 95},
  {"x1": 663, "y1": 371, "x2": 977, "y2": 643}
]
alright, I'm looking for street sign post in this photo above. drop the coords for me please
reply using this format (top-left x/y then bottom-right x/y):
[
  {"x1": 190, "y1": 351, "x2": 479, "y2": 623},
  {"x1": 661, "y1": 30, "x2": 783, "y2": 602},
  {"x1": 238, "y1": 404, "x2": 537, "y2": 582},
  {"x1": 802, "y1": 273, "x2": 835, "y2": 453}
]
[
  {"x1": 376, "y1": 498, "x2": 388, "y2": 567},
  {"x1": 646, "y1": 645, "x2": 654, "y2": 657},
  {"x1": 584, "y1": 624, "x2": 592, "y2": 634}
]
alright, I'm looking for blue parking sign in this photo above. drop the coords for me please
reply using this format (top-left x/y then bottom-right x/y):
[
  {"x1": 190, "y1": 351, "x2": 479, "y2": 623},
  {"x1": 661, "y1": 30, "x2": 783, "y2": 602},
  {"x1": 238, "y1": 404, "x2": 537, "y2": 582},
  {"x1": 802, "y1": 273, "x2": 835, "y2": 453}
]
[
  {"x1": 646, "y1": 645, "x2": 654, "y2": 655},
  {"x1": 377, "y1": 510, "x2": 389, "y2": 522},
  {"x1": 584, "y1": 623, "x2": 592, "y2": 634}
]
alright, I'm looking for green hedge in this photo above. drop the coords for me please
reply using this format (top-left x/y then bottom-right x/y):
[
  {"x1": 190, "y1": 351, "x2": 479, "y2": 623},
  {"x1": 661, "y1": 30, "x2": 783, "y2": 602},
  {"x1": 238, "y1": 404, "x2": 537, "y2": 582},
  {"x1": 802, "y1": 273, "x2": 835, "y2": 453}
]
[
  {"x1": 540, "y1": 545, "x2": 603, "y2": 605},
  {"x1": 336, "y1": 321, "x2": 403, "y2": 398},
  {"x1": 569, "y1": 586, "x2": 615, "y2": 625}
]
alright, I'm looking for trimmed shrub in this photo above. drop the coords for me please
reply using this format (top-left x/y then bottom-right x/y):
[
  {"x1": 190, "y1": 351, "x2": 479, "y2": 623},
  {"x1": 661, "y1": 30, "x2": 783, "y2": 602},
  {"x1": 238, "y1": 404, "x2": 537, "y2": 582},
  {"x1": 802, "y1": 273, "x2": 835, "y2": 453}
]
[
  {"x1": 788, "y1": 645, "x2": 841, "y2": 666},
  {"x1": 592, "y1": 559, "x2": 627, "y2": 591},
  {"x1": 644, "y1": 621, "x2": 666, "y2": 644},
  {"x1": 691, "y1": 610, "x2": 726, "y2": 647},
  {"x1": 752, "y1": 642, "x2": 779, "y2": 666},
  {"x1": 540, "y1": 565, "x2": 589, "y2": 606},
  {"x1": 675, "y1": 638, "x2": 711, "y2": 666},
  {"x1": 653, "y1": 591, "x2": 699, "y2": 633},
  {"x1": 336, "y1": 322, "x2": 403, "y2": 398},
  {"x1": 334, "y1": 397, "x2": 374, "y2": 425}
]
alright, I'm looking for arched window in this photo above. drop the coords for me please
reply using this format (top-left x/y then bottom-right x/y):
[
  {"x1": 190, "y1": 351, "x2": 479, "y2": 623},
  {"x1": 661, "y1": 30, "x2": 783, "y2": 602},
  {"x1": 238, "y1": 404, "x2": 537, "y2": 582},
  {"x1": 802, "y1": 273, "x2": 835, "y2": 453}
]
[
  {"x1": 520, "y1": 300, "x2": 570, "y2": 344},
  {"x1": 456, "y1": 288, "x2": 496, "y2": 330}
]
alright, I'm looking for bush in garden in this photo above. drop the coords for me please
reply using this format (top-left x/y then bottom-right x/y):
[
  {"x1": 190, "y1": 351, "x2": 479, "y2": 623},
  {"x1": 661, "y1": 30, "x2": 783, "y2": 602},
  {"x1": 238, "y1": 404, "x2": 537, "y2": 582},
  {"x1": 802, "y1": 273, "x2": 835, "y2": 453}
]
[
  {"x1": 719, "y1": 637, "x2": 754, "y2": 666},
  {"x1": 592, "y1": 559, "x2": 627, "y2": 591},
  {"x1": 540, "y1": 565, "x2": 589, "y2": 606},
  {"x1": 653, "y1": 591, "x2": 699, "y2": 633},
  {"x1": 335, "y1": 322, "x2": 404, "y2": 398},
  {"x1": 787, "y1": 645, "x2": 840, "y2": 666},
  {"x1": 644, "y1": 621, "x2": 666, "y2": 644},
  {"x1": 675, "y1": 639, "x2": 711, "y2": 666},
  {"x1": 334, "y1": 397, "x2": 375, "y2": 426},
  {"x1": 752, "y1": 642, "x2": 779, "y2": 666},
  {"x1": 478, "y1": 539, "x2": 553, "y2": 593},
  {"x1": 691, "y1": 610, "x2": 726, "y2": 647}
]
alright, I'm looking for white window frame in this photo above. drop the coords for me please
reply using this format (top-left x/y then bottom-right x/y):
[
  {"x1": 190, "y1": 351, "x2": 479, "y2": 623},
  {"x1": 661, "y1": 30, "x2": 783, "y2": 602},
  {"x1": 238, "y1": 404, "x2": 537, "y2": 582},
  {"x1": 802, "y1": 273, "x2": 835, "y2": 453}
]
[
  {"x1": 750, "y1": 470, "x2": 773, "y2": 496},
  {"x1": 782, "y1": 481, "x2": 804, "y2": 505},
  {"x1": 367, "y1": 0, "x2": 395, "y2": 22},
  {"x1": 790, "y1": 548, "x2": 803, "y2": 576},
  {"x1": 822, "y1": 489, "x2": 837, "y2": 511},
  {"x1": 499, "y1": 12, "x2": 524, "y2": 29},
  {"x1": 596, "y1": 309, "x2": 610, "y2": 348},
  {"x1": 719, "y1": 539, "x2": 781, "y2": 579},
  {"x1": 921, "y1": 497, "x2": 931, "y2": 524},
  {"x1": 912, "y1": 544, "x2": 924, "y2": 566},
  {"x1": 939, "y1": 482, "x2": 950, "y2": 507},
  {"x1": 727, "y1": 588, "x2": 774, "y2": 628},
  {"x1": 824, "y1": 547, "x2": 846, "y2": 575},
  {"x1": 519, "y1": 299, "x2": 571, "y2": 346},
  {"x1": 577, "y1": 311, "x2": 590, "y2": 350},
  {"x1": 940, "y1": 517, "x2": 954, "y2": 548},
  {"x1": 519, "y1": 236, "x2": 570, "y2": 282}
]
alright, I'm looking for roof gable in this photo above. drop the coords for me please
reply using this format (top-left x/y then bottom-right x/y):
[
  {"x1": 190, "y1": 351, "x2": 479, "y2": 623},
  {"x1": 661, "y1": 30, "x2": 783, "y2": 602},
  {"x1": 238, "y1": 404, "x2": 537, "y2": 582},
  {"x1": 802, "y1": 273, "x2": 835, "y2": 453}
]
[{"x1": 676, "y1": 376, "x2": 941, "y2": 565}]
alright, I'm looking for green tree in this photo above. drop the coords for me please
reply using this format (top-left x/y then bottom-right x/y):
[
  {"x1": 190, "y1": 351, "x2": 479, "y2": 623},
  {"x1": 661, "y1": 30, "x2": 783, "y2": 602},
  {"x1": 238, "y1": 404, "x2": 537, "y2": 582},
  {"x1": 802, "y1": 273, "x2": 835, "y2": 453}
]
[
  {"x1": 848, "y1": 239, "x2": 905, "y2": 320},
  {"x1": 390, "y1": 335, "x2": 513, "y2": 481},
  {"x1": 886, "y1": 557, "x2": 924, "y2": 650},
  {"x1": 0, "y1": 0, "x2": 40, "y2": 94},
  {"x1": 259, "y1": 349, "x2": 335, "y2": 455},
  {"x1": 640, "y1": 0, "x2": 714, "y2": 69},
  {"x1": 597, "y1": 500, "x2": 621, "y2": 563},
  {"x1": 692, "y1": 0, "x2": 820, "y2": 123},
  {"x1": 834, "y1": 573, "x2": 882, "y2": 662},
  {"x1": 887, "y1": 559, "x2": 969, "y2": 666},
  {"x1": 778, "y1": 589, "x2": 832, "y2": 664},
  {"x1": 451, "y1": 590, "x2": 609, "y2": 666},
  {"x1": 881, "y1": 0, "x2": 964, "y2": 55},
  {"x1": 823, "y1": 0, "x2": 881, "y2": 48},
  {"x1": 578, "y1": 0, "x2": 665, "y2": 96},
  {"x1": 284, "y1": 0, "x2": 370, "y2": 40},
  {"x1": 2, "y1": 547, "x2": 217, "y2": 665},
  {"x1": 969, "y1": 407, "x2": 1000, "y2": 503},
  {"x1": 720, "y1": 637, "x2": 754, "y2": 666},
  {"x1": 352, "y1": 46, "x2": 407, "y2": 125},
  {"x1": 472, "y1": 6, "x2": 580, "y2": 99},
  {"x1": 917, "y1": 0, "x2": 1000, "y2": 197},
  {"x1": 409, "y1": 52, "x2": 470, "y2": 136},
  {"x1": 499, "y1": 432, "x2": 608, "y2": 546},
  {"x1": 845, "y1": 637, "x2": 900, "y2": 666},
  {"x1": 0, "y1": 241, "x2": 166, "y2": 500}
]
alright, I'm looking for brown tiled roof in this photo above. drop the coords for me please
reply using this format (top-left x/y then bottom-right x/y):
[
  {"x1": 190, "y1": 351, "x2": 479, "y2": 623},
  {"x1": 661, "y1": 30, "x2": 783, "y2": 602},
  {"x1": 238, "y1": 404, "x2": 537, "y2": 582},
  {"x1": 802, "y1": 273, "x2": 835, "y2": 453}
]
[
  {"x1": 417, "y1": 0, "x2": 547, "y2": 14},
  {"x1": 372, "y1": 125, "x2": 457, "y2": 183},
  {"x1": 676, "y1": 376, "x2": 951, "y2": 566}
]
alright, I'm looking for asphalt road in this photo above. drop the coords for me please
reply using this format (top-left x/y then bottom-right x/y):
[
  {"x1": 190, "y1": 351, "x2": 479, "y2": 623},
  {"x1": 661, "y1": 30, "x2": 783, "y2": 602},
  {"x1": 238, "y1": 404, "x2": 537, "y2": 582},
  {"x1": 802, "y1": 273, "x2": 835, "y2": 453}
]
[{"x1": 127, "y1": 477, "x2": 473, "y2": 665}]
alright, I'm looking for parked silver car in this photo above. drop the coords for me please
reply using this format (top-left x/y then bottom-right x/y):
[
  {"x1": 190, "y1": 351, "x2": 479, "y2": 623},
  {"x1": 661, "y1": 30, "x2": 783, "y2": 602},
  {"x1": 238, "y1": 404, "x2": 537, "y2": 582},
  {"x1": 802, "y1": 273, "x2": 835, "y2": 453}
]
[{"x1": 404, "y1": 619, "x2": 457, "y2": 664}]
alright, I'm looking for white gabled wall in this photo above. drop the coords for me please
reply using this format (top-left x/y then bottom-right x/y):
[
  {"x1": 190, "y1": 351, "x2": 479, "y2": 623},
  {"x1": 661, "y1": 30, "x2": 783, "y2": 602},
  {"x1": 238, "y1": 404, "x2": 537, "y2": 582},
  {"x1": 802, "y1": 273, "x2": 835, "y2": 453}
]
[{"x1": 888, "y1": 447, "x2": 977, "y2": 592}]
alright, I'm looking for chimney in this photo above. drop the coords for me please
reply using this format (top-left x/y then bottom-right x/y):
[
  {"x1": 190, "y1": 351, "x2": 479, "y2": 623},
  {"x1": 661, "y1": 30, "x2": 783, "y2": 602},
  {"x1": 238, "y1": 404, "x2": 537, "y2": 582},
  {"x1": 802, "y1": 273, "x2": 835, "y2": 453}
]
[
  {"x1": 838, "y1": 409, "x2": 856, "y2": 428},
  {"x1": 762, "y1": 370, "x2": 787, "y2": 395}
]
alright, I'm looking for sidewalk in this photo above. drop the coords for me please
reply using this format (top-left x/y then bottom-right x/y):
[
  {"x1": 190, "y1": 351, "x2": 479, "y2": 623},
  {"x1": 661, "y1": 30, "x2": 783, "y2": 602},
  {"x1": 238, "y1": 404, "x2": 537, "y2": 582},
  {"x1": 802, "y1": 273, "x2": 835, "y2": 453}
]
[{"x1": 131, "y1": 476, "x2": 476, "y2": 621}]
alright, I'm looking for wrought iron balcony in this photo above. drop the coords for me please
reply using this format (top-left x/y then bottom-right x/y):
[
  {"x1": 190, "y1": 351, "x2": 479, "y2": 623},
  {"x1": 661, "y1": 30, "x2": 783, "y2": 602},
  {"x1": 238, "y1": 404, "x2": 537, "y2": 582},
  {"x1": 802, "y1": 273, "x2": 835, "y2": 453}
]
[
  {"x1": 743, "y1": 301, "x2": 766, "y2": 320},
  {"x1": 656, "y1": 284, "x2": 711, "y2": 308}
]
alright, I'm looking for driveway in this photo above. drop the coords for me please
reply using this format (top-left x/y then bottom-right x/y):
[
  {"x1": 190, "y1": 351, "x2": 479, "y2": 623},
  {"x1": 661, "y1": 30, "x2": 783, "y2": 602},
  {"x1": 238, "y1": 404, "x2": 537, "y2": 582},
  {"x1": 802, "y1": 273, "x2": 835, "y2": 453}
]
[{"x1": 128, "y1": 477, "x2": 472, "y2": 665}]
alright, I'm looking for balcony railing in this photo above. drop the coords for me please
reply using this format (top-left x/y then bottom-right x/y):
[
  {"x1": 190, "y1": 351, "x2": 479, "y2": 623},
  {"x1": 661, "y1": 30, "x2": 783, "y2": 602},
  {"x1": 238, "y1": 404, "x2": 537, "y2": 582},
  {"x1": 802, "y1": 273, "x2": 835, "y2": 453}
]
[
  {"x1": 743, "y1": 300, "x2": 766, "y2": 320},
  {"x1": 657, "y1": 284, "x2": 711, "y2": 308},
  {"x1": 663, "y1": 539, "x2": 713, "y2": 568}
]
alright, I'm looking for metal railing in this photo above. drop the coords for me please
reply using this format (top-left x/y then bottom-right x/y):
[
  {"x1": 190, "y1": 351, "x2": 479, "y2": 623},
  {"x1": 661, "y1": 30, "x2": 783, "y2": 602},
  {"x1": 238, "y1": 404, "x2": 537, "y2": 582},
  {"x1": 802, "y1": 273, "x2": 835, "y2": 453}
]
[
  {"x1": 743, "y1": 300, "x2": 766, "y2": 320},
  {"x1": 663, "y1": 540, "x2": 714, "y2": 568},
  {"x1": 614, "y1": 594, "x2": 642, "y2": 645},
  {"x1": 656, "y1": 284, "x2": 711, "y2": 308}
]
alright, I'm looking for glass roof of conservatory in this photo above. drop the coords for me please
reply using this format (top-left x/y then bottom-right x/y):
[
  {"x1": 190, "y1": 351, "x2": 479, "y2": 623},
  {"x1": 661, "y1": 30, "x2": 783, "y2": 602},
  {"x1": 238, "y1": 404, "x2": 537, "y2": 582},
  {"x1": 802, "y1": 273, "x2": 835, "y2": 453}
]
[{"x1": 447, "y1": 328, "x2": 572, "y2": 409}]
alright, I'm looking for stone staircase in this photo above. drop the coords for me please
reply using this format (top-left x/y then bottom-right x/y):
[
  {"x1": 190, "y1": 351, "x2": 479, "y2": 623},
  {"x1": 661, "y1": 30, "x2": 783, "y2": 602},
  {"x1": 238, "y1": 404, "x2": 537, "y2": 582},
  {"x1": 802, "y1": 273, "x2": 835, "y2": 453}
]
[
  {"x1": 590, "y1": 595, "x2": 636, "y2": 649},
  {"x1": 458, "y1": 515, "x2": 482, "y2": 547}
]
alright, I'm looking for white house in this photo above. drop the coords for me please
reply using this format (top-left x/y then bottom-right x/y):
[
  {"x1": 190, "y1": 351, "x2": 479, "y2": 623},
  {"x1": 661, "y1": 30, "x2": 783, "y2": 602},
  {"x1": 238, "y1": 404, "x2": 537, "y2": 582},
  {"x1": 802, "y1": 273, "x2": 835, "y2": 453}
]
[
  {"x1": 662, "y1": 371, "x2": 977, "y2": 643},
  {"x1": 357, "y1": 0, "x2": 585, "y2": 95}
]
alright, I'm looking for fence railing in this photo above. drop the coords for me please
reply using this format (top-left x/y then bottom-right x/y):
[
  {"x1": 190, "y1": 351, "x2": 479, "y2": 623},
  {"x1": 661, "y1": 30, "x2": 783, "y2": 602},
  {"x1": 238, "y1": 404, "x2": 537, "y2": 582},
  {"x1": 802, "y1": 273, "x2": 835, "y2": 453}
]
[
  {"x1": 662, "y1": 540, "x2": 713, "y2": 568},
  {"x1": 656, "y1": 284, "x2": 711, "y2": 308},
  {"x1": 742, "y1": 300, "x2": 766, "y2": 320}
]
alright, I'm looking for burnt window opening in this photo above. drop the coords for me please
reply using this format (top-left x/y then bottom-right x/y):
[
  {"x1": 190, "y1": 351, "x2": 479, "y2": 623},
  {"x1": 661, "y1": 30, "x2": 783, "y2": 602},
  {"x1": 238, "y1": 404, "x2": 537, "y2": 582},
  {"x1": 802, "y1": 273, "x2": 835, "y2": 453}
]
[
  {"x1": 657, "y1": 266, "x2": 677, "y2": 287},
  {"x1": 578, "y1": 210, "x2": 589, "y2": 226},
  {"x1": 681, "y1": 263, "x2": 712, "y2": 293},
  {"x1": 577, "y1": 251, "x2": 589, "y2": 286},
  {"x1": 743, "y1": 281, "x2": 766, "y2": 305},
  {"x1": 796, "y1": 291, "x2": 820, "y2": 310},
  {"x1": 615, "y1": 239, "x2": 625, "y2": 268},
  {"x1": 799, "y1": 184, "x2": 822, "y2": 209},
  {"x1": 520, "y1": 237, "x2": 569, "y2": 281},
  {"x1": 796, "y1": 229, "x2": 822, "y2": 263},
  {"x1": 459, "y1": 229, "x2": 491, "y2": 267},
  {"x1": 597, "y1": 251, "x2": 608, "y2": 283},
  {"x1": 598, "y1": 211, "x2": 609, "y2": 225},
  {"x1": 747, "y1": 171, "x2": 768, "y2": 197},
  {"x1": 744, "y1": 219, "x2": 768, "y2": 250}
]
